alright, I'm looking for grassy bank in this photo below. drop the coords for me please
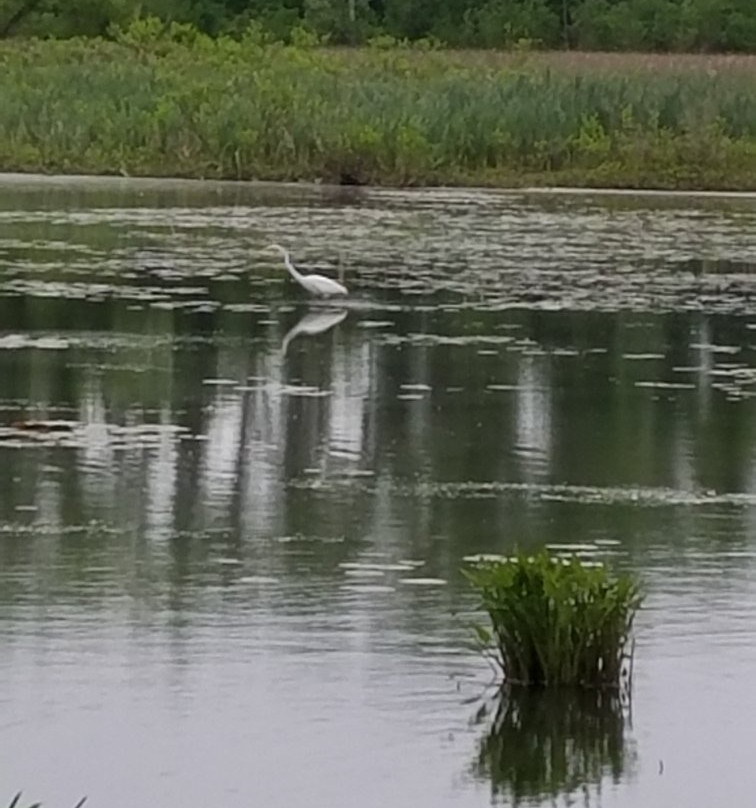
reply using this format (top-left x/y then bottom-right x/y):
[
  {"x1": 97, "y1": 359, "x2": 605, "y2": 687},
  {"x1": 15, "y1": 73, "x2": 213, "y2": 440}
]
[{"x1": 0, "y1": 25, "x2": 754, "y2": 190}]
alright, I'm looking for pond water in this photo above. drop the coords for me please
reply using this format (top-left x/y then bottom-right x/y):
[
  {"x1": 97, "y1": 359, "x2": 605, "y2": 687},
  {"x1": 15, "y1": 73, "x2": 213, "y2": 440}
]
[{"x1": 1, "y1": 174, "x2": 756, "y2": 808}]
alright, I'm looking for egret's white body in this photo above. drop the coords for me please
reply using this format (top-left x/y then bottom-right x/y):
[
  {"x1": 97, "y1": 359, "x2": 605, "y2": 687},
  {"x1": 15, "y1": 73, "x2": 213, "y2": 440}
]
[{"x1": 267, "y1": 244, "x2": 348, "y2": 297}]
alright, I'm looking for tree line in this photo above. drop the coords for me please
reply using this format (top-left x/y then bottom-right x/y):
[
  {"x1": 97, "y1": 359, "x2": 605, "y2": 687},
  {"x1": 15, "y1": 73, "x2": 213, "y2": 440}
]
[{"x1": 1, "y1": 0, "x2": 754, "y2": 50}]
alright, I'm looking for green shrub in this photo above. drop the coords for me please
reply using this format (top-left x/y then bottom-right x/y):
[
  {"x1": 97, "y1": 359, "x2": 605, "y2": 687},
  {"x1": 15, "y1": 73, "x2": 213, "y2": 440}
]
[{"x1": 464, "y1": 550, "x2": 643, "y2": 687}]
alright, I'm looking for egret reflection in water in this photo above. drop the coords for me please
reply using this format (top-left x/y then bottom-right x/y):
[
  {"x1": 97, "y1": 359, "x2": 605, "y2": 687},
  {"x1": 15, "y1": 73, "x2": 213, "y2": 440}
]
[{"x1": 282, "y1": 307, "x2": 348, "y2": 354}]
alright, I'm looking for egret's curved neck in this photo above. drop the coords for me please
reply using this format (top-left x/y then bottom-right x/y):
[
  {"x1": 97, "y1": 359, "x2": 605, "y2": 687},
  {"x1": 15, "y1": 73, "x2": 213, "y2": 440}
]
[{"x1": 280, "y1": 249, "x2": 304, "y2": 283}]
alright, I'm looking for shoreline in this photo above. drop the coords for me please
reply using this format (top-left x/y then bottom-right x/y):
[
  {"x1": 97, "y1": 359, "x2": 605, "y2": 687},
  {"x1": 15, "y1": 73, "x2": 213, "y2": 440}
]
[{"x1": 1, "y1": 171, "x2": 756, "y2": 201}]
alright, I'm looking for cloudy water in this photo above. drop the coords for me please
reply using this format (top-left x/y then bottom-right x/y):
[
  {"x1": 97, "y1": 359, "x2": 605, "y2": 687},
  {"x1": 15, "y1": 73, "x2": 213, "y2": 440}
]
[{"x1": 1, "y1": 175, "x2": 756, "y2": 808}]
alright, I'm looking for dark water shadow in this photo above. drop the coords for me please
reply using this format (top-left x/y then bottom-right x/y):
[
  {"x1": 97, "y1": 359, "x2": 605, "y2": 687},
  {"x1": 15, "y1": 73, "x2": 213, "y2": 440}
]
[{"x1": 472, "y1": 686, "x2": 635, "y2": 806}]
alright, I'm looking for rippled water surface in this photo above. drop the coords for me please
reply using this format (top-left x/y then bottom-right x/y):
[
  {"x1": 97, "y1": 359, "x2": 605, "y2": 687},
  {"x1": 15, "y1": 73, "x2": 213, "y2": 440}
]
[{"x1": 1, "y1": 175, "x2": 756, "y2": 808}]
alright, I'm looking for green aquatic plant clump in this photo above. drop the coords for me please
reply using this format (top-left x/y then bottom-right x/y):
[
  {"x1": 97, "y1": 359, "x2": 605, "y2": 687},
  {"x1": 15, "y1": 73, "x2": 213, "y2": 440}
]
[
  {"x1": 465, "y1": 551, "x2": 643, "y2": 687},
  {"x1": 0, "y1": 26, "x2": 754, "y2": 188}
]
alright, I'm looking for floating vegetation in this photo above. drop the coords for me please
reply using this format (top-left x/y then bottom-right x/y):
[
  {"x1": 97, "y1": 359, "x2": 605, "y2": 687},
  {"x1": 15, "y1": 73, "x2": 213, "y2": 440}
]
[
  {"x1": 634, "y1": 380, "x2": 696, "y2": 390},
  {"x1": 545, "y1": 542, "x2": 600, "y2": 553},
  {"x1": 472, "y1": 686, "x2": 633, "y2": 805},
  {"x1": 2, "y1": 188, "x2": 755, "y2": 320},
  {"x1": 274, "y1": 534, "x2": 345, "y2": 544},
  {"x1": 343, "y1": 568, "x2": 387, "y2": 578},
  {"x1": 398, "y1": 577, "x2": 447, "y2": 586},
  {"x1": 0, "y1": 421, "x2": 191, "y2": 450},
  {"x1": 463, "y1": 553, "x2": 510, "y2": 563},
  {"x1": 291, "y1": 476, "x2": 756, "y2": 507},
  {"x1": 0, "y1": 335, "x2": 70, "y2": 350},
  {"x1": 339, "y1": 584, "x2": 396, "y2": 594},
  {"x1": 338, "y1": 561, "x2": 417, "y2": 572},
  {"x1": 280, "y1": 385, "x2": 332, "y2": 397},
  {"x1": 238, "y1": 575, "x2": 279, "y2": 584},
  {"x1": 464, "y1": 550, "x2": 643, "y2": 688},
  {"x1": 9, "y1": 420, "x2": 75, "y2": 433}
]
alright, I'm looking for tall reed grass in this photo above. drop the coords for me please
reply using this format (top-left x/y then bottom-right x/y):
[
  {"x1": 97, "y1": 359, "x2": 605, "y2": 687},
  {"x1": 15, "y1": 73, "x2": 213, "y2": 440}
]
[
  {"x1": 0, "y1": 23, "x2": 754, "y2": 189},
  {"x1": 465, "y1": 551, "x2": 642, "y2": 687}
]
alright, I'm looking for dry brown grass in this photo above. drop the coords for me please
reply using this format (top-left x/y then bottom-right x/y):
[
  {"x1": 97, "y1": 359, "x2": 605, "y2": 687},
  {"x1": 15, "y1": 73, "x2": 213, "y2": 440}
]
[
  {"x1": 475, "y1": 50, "x2": 756, "y2": 74},
  {"x1": 335, "y1": 46, "x2": 756, "y2": 75}
]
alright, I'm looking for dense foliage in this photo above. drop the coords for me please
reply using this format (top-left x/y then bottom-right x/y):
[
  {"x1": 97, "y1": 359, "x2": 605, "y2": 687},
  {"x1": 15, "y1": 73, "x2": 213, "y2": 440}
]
[
  {"x1": 0, "y1": 30, "x2": 753, "y2": 189},
  {"x1": 465, "y1": 551, "x2": 643, "y2": 687},
  {"x1": 1, "y1": 0, "x2": 755, "y2": 51}
]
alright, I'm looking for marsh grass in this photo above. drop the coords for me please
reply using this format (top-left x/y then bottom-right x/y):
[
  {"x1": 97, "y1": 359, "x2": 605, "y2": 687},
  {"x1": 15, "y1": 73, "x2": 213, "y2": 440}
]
[
  {"x1": 464, "y1": 551, "x2": 642, "y2": 687},
  {"x1": 0, "y1": 25, "x2": 754, "y2": 188}
]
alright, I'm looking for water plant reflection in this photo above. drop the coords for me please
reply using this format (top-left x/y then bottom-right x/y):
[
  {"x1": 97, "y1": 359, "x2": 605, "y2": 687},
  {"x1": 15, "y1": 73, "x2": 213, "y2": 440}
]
[{"x1": 472, "y1": 686, "x2": 634, "y2": 806}]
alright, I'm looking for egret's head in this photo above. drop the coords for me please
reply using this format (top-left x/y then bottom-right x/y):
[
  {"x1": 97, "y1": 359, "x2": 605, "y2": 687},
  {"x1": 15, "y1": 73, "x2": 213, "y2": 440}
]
[{"x1": 265, "y1": 243, "x2": 287, "y2": 256}]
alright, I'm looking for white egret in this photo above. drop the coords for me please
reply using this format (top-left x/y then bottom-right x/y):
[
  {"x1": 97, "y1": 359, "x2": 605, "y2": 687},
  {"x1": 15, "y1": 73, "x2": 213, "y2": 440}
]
[{"x1": 266, "y1": 244, "x2": 348, "y2": 298}]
